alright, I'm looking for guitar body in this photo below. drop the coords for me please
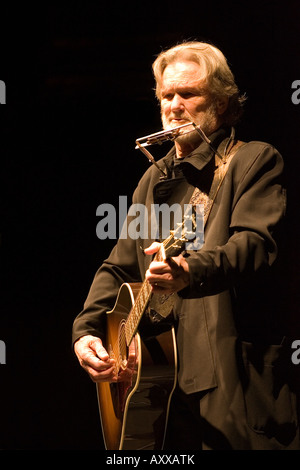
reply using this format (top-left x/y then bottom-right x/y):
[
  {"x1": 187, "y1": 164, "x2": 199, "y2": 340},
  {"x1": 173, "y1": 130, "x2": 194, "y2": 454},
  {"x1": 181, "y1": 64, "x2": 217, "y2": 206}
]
[{"x1": 96, "y1": 282, "x2": 177, "y2": 450}]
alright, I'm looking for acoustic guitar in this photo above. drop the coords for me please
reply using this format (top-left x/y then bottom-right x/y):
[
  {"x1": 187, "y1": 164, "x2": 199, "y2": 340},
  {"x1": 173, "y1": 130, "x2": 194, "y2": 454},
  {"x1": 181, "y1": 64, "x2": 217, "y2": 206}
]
[{"x1": 96, "y1": 219, "x2": 195, "y2": 450}]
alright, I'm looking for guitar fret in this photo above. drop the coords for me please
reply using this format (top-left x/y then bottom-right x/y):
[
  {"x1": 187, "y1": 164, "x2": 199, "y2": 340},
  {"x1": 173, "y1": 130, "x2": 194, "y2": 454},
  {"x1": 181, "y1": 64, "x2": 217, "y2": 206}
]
[{"x1": 125, "y1": 280, "x2": 152, "y2": 345}]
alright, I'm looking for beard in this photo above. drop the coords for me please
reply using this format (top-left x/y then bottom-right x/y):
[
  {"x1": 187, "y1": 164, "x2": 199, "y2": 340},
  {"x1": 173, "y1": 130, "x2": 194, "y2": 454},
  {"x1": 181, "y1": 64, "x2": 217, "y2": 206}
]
[{"x1": 161, "y1": 102, "x2": 218, "y2": 148}]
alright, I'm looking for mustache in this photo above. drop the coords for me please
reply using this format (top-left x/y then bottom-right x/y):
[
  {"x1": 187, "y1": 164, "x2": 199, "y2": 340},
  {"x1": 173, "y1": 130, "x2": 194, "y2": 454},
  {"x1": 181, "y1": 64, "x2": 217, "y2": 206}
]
[{"x1": 162, "y1": 115, "x2": 191, "y2": 127}]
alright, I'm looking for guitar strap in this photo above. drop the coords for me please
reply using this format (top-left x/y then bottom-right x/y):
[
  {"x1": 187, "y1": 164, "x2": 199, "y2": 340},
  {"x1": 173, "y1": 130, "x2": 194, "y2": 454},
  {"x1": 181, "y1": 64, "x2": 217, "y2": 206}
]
[
  {"x1": 148, "y1": 137, "x2": 246, "y2": 318},
  {"x1": 189, "y1": 138, "x2": 245, "y2": 226}
]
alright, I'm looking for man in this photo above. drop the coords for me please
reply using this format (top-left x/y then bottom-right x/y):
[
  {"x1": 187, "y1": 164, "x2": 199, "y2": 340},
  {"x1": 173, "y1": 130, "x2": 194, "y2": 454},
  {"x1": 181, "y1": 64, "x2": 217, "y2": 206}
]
[{"x1": 72, "y1": 41, "x2": 299, "y2": 450}]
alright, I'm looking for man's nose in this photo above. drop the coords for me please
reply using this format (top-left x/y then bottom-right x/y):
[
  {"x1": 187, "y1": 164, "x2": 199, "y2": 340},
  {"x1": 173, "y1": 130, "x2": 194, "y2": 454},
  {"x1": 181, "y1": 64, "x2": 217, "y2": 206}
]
[{"x1": 170, "y1": 94, "x2": 185, "y2": 112}]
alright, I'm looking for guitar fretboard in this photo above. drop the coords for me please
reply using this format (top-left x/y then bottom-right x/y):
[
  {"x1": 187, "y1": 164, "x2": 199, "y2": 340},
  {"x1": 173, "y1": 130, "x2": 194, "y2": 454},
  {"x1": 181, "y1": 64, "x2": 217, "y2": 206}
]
[
  {"x1": 125, "y1": 279, "x2": 152, "y2": 346},
  {"x1": 124, "y1": 239, "x2": 170, "y2": 346}
]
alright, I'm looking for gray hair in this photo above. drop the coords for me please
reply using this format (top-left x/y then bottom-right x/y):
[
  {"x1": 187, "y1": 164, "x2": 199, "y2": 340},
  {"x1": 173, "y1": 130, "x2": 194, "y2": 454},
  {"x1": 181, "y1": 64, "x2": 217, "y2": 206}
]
[{"x1": 152, "y1": 41, "x2": 246, "y2": 126}]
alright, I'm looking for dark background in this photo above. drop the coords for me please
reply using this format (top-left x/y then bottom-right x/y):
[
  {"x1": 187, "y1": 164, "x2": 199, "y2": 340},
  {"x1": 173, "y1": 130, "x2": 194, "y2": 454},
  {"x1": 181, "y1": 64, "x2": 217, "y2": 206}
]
[{"x1": 0, "y1": 0, "x2": 299, "y2": 451}]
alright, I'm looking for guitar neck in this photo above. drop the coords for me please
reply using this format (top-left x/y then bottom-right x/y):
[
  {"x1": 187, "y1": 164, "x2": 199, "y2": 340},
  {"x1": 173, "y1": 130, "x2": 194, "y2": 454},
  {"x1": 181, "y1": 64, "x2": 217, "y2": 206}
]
[
  {"x1": 124, "y1": 238, "x2": 171, "y2": 346},
  {"x1": 124, "y1": 279, "x2": 152, "y2": 346}
]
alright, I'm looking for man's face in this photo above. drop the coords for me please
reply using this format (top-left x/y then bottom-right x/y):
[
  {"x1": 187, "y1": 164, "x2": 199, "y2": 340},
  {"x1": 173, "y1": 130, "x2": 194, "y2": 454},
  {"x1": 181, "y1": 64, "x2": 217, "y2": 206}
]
[{"x1": 160, "y1": 60, "x2": 223, "y2": 148}]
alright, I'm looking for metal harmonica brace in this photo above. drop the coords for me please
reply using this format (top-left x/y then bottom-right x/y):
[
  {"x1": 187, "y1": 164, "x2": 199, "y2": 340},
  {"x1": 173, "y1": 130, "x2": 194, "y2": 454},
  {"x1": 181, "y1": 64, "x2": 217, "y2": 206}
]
[{"x1": 135, "y1": 122, "x2": 193, "y2": 148}]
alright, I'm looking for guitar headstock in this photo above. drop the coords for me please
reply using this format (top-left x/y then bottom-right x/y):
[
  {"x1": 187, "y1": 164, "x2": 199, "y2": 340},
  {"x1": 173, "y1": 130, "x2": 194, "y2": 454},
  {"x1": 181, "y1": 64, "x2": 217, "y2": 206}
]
[{"x1": 159, "y1": 208, "x2": 201, "y2": 259}]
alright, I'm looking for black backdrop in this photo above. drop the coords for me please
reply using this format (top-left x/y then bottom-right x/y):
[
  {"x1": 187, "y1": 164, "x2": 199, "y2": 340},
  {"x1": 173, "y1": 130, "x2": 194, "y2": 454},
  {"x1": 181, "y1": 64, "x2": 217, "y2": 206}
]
[{"x1": 0, "y1": 0, "x2": 299, "y2": 451}]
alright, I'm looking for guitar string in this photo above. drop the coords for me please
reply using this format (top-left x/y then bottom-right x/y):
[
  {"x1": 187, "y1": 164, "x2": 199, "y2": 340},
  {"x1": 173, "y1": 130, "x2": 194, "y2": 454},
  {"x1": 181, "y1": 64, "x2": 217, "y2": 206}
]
[{"x1": 123, "y1": 232, "x2": 173, "y2": 345}]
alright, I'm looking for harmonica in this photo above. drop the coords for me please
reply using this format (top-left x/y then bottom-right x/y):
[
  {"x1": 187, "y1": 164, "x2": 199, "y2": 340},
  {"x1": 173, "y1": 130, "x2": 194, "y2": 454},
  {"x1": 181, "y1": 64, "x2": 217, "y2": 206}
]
[{"x1": 135, "y1": 122, "x2": 193, "y2": 148}]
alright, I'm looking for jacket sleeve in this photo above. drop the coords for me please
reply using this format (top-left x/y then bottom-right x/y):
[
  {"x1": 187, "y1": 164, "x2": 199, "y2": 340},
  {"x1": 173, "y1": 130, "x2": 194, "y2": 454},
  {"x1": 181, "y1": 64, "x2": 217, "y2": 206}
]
[{"x1": 182, "y1": 143, "x2": 286, "y2": 297}]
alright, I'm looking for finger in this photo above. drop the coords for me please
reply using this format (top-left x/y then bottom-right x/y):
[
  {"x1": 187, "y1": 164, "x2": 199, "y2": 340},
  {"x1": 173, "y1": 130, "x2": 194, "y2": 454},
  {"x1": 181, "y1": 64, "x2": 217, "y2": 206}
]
[
  {"x1": 82, "y1": 351, "x2": 114, "y2": 373},
  {"x1": 147, "y1": 261, "x2": 172, "y2": 276},
  {"x1": 144, "y1": 242, "x2": 162, "y2": 255},
  {"x1": 166, "y1": 256, "x2": 180, "y2": 270},
  {"x1": 147, "y1": 269, "x2": 174, "y2": 286},
  {"x1": 90, "y1": 338, "x2": 110, "y2": 361},
  {"x1": 88, "y1": 365, "x2": 118, "y2": 383},
  {"x1": 80, "y1": 340, "x2": 115, "y2": 369},
  {"x1": 127, "y1": 341, "x2": 137, "y2": 362}
]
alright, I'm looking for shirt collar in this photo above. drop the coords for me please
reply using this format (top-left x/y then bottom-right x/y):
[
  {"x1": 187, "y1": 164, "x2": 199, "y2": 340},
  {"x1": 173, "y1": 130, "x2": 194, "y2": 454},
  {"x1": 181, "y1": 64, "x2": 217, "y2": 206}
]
[{"x1": 173, "y1": 126, "x2": 231, "y2": 172}]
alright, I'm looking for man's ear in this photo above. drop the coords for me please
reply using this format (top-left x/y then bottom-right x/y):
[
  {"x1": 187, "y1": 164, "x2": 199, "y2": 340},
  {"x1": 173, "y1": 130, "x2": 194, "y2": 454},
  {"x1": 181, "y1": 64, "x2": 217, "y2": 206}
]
[{"x1": 216, "y1": 96, "x2": 229, "y2": 115}]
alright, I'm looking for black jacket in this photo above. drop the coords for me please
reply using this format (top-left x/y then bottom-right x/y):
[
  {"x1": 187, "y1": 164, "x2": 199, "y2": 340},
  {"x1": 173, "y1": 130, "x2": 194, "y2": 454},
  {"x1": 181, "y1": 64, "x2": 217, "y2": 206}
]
[{"x1": 72, "y1": 128, "x2": 299, "y2": 449}]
